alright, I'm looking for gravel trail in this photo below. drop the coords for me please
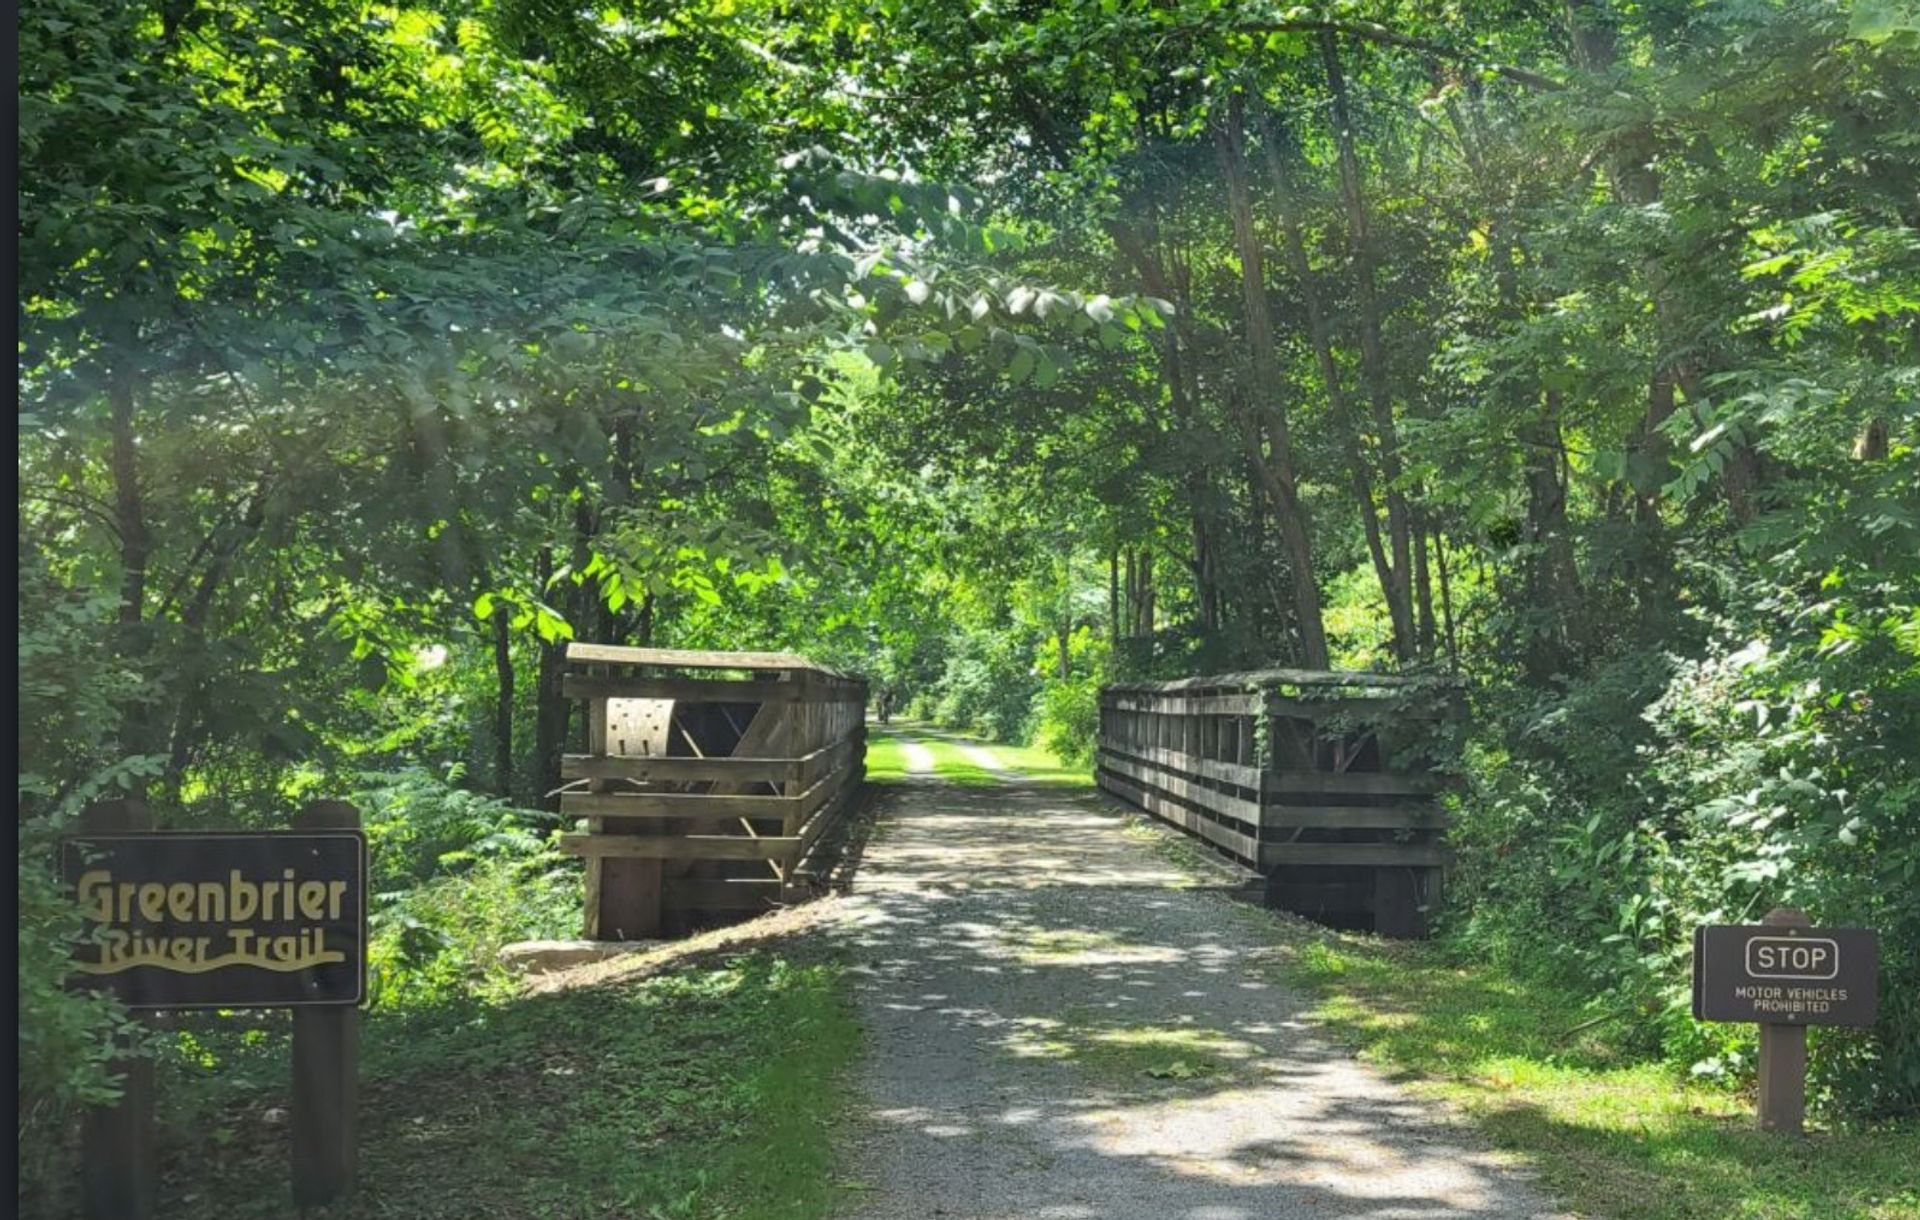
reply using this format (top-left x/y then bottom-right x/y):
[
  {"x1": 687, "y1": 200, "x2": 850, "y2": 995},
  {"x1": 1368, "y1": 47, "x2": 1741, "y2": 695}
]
[{"x1": 829, "y1": 734, "x2": 1565, "y2": 1220}]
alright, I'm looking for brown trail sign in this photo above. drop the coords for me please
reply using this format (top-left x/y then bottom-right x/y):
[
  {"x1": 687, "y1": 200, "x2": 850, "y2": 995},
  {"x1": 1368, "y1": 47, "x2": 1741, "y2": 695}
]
[
  {"x1": 64, "y1": 799, "x2": 369, "y2": 1217},
  {"x1": 1692, "y1": 907, "x2": 1880, "y2": 1135}
]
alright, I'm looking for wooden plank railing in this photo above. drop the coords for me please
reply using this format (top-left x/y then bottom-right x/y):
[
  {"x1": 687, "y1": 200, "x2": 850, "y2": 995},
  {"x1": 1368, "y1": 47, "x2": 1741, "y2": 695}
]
[
  {"x1": 1096, "y1": 669, "x2": 1457, "y2": 937},
  {"x1": 558, "y1": 644, "x2": 867, "y2": 939}
]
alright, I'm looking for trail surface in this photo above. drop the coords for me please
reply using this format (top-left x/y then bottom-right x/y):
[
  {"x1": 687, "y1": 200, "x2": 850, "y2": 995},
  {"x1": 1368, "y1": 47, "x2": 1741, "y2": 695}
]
[{"x1": 832, "y1": 729, "x2": 1564, "y2": 1220}]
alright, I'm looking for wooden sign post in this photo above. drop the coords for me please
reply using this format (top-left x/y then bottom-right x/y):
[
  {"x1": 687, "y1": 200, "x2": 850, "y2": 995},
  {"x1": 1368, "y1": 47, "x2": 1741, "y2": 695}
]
[
  {"x1": 77, "y1": 799, "x2": 157, "y2": 1220},
  {"x1": 65, "y1": 800, "x2": 368, "y2": 1216},
  {"x1": 1693, "y1": 907, "x2": 1880, "y2": 1136},
  {"x1": 291, "y1": 801, "x2": 362, "y2": 1206},
  {"x1": 1757, "y1": 908, "x2": 1811, "y2": 1134}
]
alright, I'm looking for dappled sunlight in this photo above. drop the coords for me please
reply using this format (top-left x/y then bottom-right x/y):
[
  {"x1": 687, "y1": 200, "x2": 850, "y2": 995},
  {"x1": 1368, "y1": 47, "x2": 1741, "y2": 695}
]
[{"x1": 832, "y1": 764, "x2": 1565, "y2": 1219}]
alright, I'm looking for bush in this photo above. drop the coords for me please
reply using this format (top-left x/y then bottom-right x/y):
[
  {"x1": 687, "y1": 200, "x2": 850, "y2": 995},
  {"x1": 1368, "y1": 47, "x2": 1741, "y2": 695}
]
[
  {"x1": 1034, "y1": 672, "x2": 1100, "y2": 766},
  {"x1": 930, "y1": 629, "x2": 1040, "y2": 742},
  {"x1": 353, "y1": 768, "x2": 580, "y2": 1007},
  {"x1": 1445, "y1": 568, "x2": 1920, "y2": 1120}
]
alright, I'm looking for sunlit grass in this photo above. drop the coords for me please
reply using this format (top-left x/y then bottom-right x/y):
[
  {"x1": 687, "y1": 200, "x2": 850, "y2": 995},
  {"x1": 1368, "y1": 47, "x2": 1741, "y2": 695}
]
[
  {"x1": 863, "y1": 728, "x2": 911, "y2": 784},
  {"x1": 996, "y1": 1012, "x2": 1258, "y2": 1087},
  {"x1": 915, "y1": 726, "x2": 1094, "y2": 788},
  {"x1": 1252, "y1": 917, "x2": 1920, "y2": 1220},
  {"x1": 917, "y1": 738, "x2": 1001, "y2": 787}
]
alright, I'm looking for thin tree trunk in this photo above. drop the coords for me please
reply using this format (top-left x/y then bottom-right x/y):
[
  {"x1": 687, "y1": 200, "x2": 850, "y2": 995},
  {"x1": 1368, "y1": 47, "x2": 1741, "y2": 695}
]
[
  {"x1": 1435, "y1": 530, "x2": 1460, "y2": 672},
  {"x1": 493, "y1": 603, "x2": 514, "y2": 798},
  {"x1": 1320, "y1": 31, "x2": 1416, "y2": 660},
  {"x1": 109, "y1": 360, "x2": 148, "y2": 629},
  {"x1": 532, "y1": 544, "x2": 569, "y2": 808},
  {"x1": 1413, "y1": 508, "x2": 1436, "y2": 657},
  {"x1": 1216, "y1": 92, "x2": 1329, "y2": 669},
  {"x1": 1253, "y1": 102, "x2": 1398, "y2": 664},
  {"x1": 1109, "y1": 548, "x2": 1120, "y2": 647}
]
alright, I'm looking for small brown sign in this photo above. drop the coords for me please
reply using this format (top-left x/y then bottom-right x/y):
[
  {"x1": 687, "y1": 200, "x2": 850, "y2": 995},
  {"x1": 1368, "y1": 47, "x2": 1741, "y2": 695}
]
[
  {"x1": 1693, "y1": 923, "x2": 1878, "y2": 1027},
  {"x1": 62, "y1": 831, "x2": 367, "y2": 1010}
]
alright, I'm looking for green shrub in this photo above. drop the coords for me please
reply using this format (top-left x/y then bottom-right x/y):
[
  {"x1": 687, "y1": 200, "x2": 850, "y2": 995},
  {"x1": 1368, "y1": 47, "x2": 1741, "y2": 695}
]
[
  {"x1": 354, "y1": 769, "x2": 580, "y2": 1007},
  {"x1": 1034, "y1": 672, "x2": 1101, "y2": 766},
  {"x1": 1446, "y1": 568, "x2": 1920, "y2": 1120},
  {"x1": 930, "y1": 629, "x2": 1040, "y2": 742}
]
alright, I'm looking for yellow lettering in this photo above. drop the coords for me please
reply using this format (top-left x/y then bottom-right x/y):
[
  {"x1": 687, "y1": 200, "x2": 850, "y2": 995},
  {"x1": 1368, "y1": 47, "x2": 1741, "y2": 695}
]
[
  {"x1": 327, "y1": 880, "x2": 347, "y2": 921},
  {"x1": 229, "y1": 871, "x2": 257, "y2": 921},
  {"x1": 298, "y1": 882, "x2": 326, "y2": 921},
  {"x1": 196, "y1": 881, "x2": 225, "y2": 922},
  {"x1": 76, "y1": 870, "x2": 113, "y2": 923},
  {"x1": 167, "y1": 883, "x2": 195, "y2": 921},
  {"x1": 118, "y1": 882, "x2": 137, "y2": 922},
  {"x1": 138, "y1": 884, "x2": 166, "y2": 923}
]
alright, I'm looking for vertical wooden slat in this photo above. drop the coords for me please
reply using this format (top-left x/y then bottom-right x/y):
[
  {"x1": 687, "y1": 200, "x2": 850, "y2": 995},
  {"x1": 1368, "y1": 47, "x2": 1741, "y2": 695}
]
[{"x1": 291, "y1": 800, "x2": 361, "y2": 1207}]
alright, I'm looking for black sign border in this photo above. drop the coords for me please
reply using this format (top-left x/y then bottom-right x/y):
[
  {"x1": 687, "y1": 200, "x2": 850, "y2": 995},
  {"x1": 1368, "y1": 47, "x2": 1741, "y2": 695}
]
[{"x1": 61, "y1": 829, "x2": 370, "y2": 1011}]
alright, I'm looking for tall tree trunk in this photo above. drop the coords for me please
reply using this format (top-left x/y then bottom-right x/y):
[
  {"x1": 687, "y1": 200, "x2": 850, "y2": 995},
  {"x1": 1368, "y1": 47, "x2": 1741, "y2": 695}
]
[
  {"x1": 532, "y1": 544, "x2": 569, "y2": 809},
  {"x1": 1109, "y1": 548, "x2": 1120, "y2": 647},
  {"x1": 1320, "y1": 31, "x2": 1417, "y2": 660},
  {"x1": 1216, "y1": 92, "x2": 1330, "y2": 669},
  {"x1": 1252, "y1": 103, "x2": 1397, "y2": 665},
  {"x1": 1413, "y1": 508, "x2": 1436, "y2": 657},
  {"x1": 1435, "y1": 530, "x2": 1460, "y2": 672},
  {"x1": 109, "y1": 361, "x2": 149, "y2": 629},
  {"x1": 1111, "y1": 219, "x2": 1223, "y2": 638},
  {"x1": 492, "y1": 602, "x2": 514, "y2": 798}
]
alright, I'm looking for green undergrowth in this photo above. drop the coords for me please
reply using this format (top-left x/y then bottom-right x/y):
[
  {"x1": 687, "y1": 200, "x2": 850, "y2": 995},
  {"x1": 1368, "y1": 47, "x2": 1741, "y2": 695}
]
[
  {"x1": 1249, "y1": 913, "x2": 1920, "y2": 1220},
  {"x1": 130, "y1": 952, "x2": 859, "y2": 1220}
]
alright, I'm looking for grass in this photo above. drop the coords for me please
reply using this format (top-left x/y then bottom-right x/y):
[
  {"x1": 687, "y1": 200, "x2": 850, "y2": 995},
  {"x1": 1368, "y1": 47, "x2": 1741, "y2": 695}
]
[
  {"x1": 1243, "y1": 914, "x2": 1920, "y2": 1220},
  {"x1": 119, "y1": 951, "x2": 860, "y2": 1220},
  {"x1": 996, "y1": 1010, "x2": 1258, "y2": 1090},
  {"x1": 980, "y1": 738, "x2": 1095, "y2": 788},
  {"x1": 916, "y1": 736, "x2": 1002, "y2": 787},
  {"x1": 904, "y1": 723, "x2": 1095, "y2": 788},
  {"x1": 864, "y1": 726, "x2": 913, "y2": 783}
]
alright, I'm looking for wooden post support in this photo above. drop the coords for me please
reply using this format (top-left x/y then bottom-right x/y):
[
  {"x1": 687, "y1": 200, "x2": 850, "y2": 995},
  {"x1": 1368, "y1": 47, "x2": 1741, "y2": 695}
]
[
  {"x1": 1757, "y1": 906, "x2": 1811, "y2": 1135},
  {"x1": 79, "y1": 798, "x2": 157, "y2": 1220},
  {"x1": 291, "y1": 801, "x2": 361, "y2": 1207}
]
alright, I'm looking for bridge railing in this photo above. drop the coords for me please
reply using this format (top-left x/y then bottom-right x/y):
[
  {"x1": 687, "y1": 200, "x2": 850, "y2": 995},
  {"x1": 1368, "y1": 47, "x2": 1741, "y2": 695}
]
[
  {"x1": 1097, "y1": 669, "x2": 1458, "y2": 937},
  {"x1": 556, "y1": 644, "x2": 867, "y2": 939}
]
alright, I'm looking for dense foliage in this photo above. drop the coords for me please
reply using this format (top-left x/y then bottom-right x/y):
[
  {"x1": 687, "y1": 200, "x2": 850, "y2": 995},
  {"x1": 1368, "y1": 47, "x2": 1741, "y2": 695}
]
[{"x1": 17, "y1": 0, "x2": 1919, "y2": 1188}]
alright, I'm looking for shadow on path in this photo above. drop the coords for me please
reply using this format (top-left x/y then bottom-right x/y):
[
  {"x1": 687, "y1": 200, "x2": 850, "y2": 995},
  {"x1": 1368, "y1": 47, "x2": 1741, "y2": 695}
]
[{"x1": 830, "y1": 731, "x2": 1566, "y2": 1220}]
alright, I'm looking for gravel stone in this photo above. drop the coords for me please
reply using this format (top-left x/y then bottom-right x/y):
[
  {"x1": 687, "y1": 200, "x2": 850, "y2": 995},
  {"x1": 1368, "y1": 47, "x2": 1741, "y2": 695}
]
[{"x1": 829, "y1": 748, "x2": 1567, "y2": 1220}]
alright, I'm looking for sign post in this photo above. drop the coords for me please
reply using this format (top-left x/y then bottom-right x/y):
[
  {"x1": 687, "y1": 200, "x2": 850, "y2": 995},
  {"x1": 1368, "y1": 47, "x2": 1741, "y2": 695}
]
[
  {"x1": 77, "y1": 798, "x2": 157, "y2": 1220},
  {"x1": 1756, "y1": 908, "x2": 1811, "y2": 1134},
  {"x1": 291, "y1": 800, "x2": 362, "y2": 1207},
  {"x1": 65, "y1": 801, "x2": 368, "y2": 1216},
  {"x1": 1692, "y1": 907, "x2": 1879, "y2": 1136}
]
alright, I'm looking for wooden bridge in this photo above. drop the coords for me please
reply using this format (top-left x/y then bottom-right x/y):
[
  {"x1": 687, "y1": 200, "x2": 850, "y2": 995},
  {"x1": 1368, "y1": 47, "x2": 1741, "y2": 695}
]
[
  {"x1": 1096, "y1": 669, "x2": 1458, "y2": 937},
  {"x1": 556, "y1": 644, "x2": 867, "y2": 939}
]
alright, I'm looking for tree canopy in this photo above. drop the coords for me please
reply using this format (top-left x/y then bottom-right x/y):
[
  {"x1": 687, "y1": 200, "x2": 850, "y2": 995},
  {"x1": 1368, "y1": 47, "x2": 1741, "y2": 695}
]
[{"x1": 18, "y1": 0, "x2": 1920, "y2": 1167}]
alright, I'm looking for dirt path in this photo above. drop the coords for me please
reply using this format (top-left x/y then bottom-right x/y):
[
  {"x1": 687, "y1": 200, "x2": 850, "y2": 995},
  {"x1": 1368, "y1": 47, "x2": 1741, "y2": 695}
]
[{"x1": 830, "y1": 731, "x2": 1564, "y2": 1220}]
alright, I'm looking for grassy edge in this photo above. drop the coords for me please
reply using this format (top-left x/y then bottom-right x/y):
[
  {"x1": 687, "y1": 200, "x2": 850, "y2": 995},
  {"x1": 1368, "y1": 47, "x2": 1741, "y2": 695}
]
[
  {"x1": 1066, "y1": 771, "x2": 1920, "y2": 1220},
  {"x1": 1232, "y1": 908, "x2": 1920, "y2": 1220}
]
